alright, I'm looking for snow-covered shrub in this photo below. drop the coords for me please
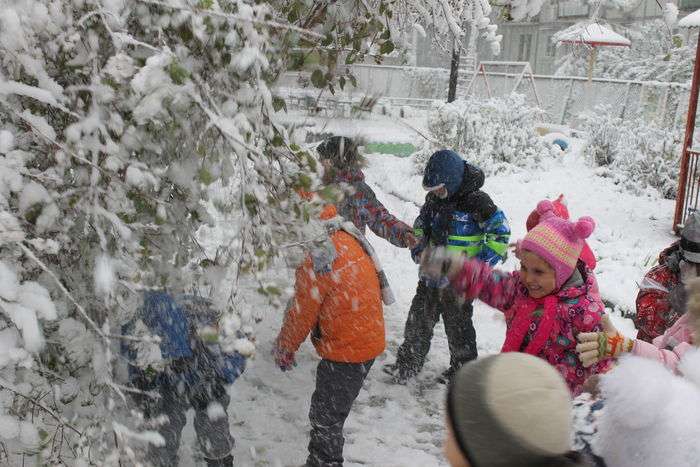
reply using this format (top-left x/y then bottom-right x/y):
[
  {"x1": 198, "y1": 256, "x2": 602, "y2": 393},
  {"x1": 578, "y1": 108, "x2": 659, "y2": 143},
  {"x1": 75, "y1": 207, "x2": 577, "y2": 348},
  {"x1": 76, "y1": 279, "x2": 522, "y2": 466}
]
[
  {"x1": 419, "y1": 94, "x2": 551, "y2": 174},
  {"x1": 580, "y1": 105, "x2": 681, "y2": 199}
]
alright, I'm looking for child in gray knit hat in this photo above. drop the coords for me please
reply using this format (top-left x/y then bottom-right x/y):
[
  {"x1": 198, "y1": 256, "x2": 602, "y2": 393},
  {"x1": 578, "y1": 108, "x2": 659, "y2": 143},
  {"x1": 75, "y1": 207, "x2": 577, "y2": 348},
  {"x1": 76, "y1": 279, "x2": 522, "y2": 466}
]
[{"x1": 444, "y1": 352, "x2": 593, "y2": 467}]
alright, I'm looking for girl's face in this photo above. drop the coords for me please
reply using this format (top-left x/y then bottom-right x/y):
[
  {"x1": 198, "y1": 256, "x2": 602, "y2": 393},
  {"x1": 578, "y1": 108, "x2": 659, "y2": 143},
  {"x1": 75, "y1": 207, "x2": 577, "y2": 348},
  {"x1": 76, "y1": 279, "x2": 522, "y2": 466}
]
[
  {"x1": 444, "y1": 422, "x2": 470, "y2": 467},
  {"x1": 519, "y1": 250, "x2": 557, "y2": 299}
]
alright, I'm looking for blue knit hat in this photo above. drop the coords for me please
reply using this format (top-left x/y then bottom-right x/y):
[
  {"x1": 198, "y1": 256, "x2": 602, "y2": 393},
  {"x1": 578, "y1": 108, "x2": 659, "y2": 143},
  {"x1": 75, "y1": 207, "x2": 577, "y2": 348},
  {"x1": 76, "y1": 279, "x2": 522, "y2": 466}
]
[{"x1": 422, "y1": 150, "x2": 465, "y2": 197}]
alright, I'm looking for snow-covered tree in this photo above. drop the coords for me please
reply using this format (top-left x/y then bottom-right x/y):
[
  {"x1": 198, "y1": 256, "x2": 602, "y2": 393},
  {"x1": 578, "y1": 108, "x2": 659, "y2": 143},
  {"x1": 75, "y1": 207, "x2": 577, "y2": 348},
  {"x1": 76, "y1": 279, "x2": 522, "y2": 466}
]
[
  {"x1": 493, "y1": 0, "x2": 546, "y2": 23},
  {"x1": 0, "y1": 0, "x2": 331, "y2": 463}
]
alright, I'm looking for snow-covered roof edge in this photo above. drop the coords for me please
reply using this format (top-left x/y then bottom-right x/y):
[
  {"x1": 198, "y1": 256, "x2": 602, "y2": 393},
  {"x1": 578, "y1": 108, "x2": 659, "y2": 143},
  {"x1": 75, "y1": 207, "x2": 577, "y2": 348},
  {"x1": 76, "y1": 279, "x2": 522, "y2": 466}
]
[
  {"x1": 555, "y1": 22, "x2": 631, "y2": 47},
  {"x1": 679, "y1": 9, "x2": 700, "y2": 28}
]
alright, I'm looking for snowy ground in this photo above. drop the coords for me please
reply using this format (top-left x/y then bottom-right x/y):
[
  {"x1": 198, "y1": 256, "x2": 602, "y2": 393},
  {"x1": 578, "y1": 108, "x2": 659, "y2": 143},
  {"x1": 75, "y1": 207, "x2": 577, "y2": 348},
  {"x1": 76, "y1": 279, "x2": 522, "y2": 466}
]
[{"x1": 193, "y1": 118, "x2": 676, "y2": 467}]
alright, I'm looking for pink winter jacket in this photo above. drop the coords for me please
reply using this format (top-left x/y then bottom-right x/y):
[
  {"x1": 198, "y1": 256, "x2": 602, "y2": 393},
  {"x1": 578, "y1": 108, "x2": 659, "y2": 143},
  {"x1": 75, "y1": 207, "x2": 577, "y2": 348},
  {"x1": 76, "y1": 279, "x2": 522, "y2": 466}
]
[
  {"x1": 631, "y1": 313, "x2": 695, "y2": 373},
  {"x1": 451, "y1": 259, "x2": 612, "y2": 394}
]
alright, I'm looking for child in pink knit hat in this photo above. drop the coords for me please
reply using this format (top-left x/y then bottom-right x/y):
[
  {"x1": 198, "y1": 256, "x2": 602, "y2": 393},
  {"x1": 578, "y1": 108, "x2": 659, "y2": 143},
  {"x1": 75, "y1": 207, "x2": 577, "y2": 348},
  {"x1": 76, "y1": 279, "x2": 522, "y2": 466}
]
[{"x1": 422, "y1": 200, "x2": 612, "y2": 394}]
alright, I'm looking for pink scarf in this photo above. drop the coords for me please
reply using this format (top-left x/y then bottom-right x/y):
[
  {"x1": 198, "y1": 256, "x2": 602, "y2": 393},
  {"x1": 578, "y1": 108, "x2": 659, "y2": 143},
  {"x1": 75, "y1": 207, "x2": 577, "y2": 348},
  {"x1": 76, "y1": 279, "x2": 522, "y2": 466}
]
[{"x1": 502, "y1": 295, "x2": 559, "y2": 356}]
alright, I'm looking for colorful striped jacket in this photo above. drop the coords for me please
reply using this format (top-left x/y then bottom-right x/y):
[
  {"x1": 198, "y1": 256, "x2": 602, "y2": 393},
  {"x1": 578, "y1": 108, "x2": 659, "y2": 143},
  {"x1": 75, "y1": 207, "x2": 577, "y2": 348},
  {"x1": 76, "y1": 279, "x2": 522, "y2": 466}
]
[
  {"x1": 412, "y1": 191, "x2": 510, "y2": 266},
  {"x1": 334, "y1": 170, "x2": 413, "y2": 248}
]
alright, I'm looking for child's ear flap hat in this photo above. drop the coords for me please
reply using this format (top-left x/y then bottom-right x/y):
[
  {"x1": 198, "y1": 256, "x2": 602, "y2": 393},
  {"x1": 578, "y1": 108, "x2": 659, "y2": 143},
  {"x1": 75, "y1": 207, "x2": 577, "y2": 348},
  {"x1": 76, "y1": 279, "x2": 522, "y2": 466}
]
[{"x1": 520, "y1": 200, "x2": 595, "y2": 289}]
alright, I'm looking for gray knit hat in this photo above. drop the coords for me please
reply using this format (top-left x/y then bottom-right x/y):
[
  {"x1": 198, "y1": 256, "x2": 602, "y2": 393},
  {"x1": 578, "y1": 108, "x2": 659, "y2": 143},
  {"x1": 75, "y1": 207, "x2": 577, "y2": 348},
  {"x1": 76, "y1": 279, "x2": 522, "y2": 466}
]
[
  {"x1": 447, "y1": 353, "x2": 573, "y2": 467},
  {"x1": 681, "y1": 211, "x2": 700, "y2": 263}
]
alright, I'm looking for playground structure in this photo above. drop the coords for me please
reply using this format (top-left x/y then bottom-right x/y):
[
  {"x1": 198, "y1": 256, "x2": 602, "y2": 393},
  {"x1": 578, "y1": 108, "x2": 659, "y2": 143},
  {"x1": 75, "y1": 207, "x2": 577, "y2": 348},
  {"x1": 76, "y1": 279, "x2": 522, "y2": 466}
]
[{"x1": 464, "y1": 61, "x2": 542, "y2": 106}]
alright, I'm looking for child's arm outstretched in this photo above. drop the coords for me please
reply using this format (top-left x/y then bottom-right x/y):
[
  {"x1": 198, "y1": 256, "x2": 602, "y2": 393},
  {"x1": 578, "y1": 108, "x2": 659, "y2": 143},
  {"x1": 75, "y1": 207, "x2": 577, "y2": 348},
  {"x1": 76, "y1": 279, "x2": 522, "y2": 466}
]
[
  {"x1": 275, "y1": 259, "x2": 326, "y2": 370},
  {"x1": 577, "y1": 314, "x2": 690, "y2": 372},
  {"x1": 422, "y1": 248, "x2": 519, "y2": 312},
  {"x1": 358, "y1": 183, "x2": 417, "y2": 248},
  {"x1": 410, "y1": 199, "x2": 432, "y2": 263}
]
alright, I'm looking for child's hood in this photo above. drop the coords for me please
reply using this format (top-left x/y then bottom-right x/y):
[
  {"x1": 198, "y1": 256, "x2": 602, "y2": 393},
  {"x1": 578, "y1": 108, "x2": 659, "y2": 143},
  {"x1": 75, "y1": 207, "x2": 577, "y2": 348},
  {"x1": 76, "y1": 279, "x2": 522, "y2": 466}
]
[
  {"x1": 461, "y1": 162, "x2": 485, "y2": 194},
  {"x1": 554, "y1": 265, "x2": 594, "y2": 300}
]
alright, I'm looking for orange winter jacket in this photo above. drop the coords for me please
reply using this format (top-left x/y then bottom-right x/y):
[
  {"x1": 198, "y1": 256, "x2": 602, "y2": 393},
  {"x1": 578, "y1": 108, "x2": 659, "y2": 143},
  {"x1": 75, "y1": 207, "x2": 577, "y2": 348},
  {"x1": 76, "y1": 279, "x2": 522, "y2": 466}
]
[{"x1": 276, "y1": 205, "x2": 386, "y2": 363}]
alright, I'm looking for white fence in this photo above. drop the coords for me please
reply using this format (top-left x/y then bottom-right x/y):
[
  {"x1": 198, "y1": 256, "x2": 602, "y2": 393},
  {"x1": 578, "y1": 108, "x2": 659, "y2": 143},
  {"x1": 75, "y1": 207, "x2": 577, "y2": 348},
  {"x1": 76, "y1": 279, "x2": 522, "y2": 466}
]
[
  {"x1": 468, "y1": 72, "x2": 690, "y2": 130},
  {"x1": 278, "y1": 64, "x2": 691, "y2": 130}
]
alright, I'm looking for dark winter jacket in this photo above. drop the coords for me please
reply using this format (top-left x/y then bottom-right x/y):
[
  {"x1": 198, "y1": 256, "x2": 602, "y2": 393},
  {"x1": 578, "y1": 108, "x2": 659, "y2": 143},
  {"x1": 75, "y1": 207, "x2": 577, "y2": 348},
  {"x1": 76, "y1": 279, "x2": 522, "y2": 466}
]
[
  {"x1": 122, "y1": 292, "x2": 246, "y2": 391},
  {"x1": 412, "y1": 163, "x2": 510, "y2": 283},
  {"x1": 334, "y1": 169, "x2": 413, "y2": 248}
]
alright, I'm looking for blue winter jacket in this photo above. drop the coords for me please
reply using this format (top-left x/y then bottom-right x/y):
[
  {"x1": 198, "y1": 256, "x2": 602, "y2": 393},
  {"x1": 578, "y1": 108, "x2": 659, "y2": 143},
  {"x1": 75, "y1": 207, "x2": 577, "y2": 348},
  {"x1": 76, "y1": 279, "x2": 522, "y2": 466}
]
[
  {"x1": 412, "y1": 190, "x2": 510, "y2": 287},
  {"x1": 121, "y1": 291, "x2": 246, "y2": 388}
]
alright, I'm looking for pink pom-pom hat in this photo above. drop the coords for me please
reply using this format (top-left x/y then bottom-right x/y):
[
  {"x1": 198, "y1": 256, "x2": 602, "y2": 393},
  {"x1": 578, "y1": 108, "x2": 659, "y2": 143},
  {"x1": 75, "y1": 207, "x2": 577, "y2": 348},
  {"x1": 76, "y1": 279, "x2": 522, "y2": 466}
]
[{"x1": 520, "y1": 200, "x2": 595, "y2": 288}]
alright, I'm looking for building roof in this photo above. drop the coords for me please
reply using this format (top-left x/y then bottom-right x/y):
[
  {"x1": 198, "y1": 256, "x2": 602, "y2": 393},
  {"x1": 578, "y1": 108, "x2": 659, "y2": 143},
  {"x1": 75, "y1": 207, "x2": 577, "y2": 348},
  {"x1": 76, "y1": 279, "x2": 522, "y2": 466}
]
[{"x1": 679, "y1": 9, "x2": 700, "y2": 28}]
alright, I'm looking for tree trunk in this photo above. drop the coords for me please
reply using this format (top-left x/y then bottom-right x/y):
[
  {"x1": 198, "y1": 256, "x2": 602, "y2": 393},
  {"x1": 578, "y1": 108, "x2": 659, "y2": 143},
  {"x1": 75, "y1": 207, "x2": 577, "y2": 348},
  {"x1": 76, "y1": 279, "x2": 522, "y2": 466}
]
[{"x1": 447, "y1": 42, "x2": 460, "y2": 103}]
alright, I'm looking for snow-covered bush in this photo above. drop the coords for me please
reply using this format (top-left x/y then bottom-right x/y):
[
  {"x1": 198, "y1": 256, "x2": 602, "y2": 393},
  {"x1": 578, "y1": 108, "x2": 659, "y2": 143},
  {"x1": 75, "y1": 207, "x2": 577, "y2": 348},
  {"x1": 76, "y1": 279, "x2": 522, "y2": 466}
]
[
  {"x1": 419, "y1": 94, "x2": 551, "y2": 174},
  {"x1": 580, "y1": 105, "x2": 681, "y2": 199}
]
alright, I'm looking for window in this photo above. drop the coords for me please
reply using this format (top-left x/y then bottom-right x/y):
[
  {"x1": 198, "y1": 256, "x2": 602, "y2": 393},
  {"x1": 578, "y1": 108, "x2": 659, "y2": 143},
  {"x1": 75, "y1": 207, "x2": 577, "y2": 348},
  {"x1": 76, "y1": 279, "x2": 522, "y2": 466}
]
[
  {"x1": 518, "y1": 34, "x2": 533, "y2": 61},
  {"x1": 680, "y1": 0, "x2": 700, "y2": 9},
  {"x1": 558, "y1": 0, "x2": 590, "y2": 17},
  {"x1": 545, "y1": 35, "x2": 556, "y2": 57}
]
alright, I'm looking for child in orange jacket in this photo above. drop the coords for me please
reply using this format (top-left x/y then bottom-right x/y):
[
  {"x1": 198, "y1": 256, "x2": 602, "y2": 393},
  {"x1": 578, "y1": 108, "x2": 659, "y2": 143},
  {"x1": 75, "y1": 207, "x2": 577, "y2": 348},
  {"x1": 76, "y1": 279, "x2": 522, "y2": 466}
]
[{"x1": 273, "y1": 203, "x2": 386, "y2": 467}]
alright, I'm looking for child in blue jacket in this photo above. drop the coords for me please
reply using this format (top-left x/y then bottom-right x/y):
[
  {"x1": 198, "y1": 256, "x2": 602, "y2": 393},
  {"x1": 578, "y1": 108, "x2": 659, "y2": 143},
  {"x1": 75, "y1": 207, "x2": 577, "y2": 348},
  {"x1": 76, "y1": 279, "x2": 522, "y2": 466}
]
[
  {"x1": 384, "y1": 150, "x2": 510, "y2": 384},
  {"x1": 122, "y1": 292, "x2": 245, "y2": 467}
]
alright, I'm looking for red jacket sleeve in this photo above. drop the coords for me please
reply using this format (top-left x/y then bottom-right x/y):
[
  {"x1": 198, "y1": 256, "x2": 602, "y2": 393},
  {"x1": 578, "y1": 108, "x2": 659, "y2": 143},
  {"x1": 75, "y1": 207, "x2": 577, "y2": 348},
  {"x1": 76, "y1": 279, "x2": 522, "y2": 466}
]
[{"x1": 634, "y1": 265, "x2": 678, "y2": 342}]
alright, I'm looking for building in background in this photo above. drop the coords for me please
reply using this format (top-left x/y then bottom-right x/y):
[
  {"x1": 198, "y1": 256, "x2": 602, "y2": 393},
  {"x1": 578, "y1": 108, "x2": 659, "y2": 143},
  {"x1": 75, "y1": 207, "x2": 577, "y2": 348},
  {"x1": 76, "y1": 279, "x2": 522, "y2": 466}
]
[{"x1": 415, "y1": 0, "x2": 699, "y2": 75}]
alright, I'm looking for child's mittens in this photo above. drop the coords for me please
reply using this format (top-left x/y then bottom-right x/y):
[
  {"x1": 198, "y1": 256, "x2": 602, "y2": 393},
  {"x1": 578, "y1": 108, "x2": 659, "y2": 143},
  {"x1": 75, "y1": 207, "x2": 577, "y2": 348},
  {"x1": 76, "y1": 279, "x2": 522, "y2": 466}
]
[
  {"x1": 419, "y1": 246, "x2": 465, "y2": 281},
  {"x1": 576, "y1": 314, "x2": 634, "y2": 367},
  {"x1": 272, "y1": 341, "x2": 297, "y2": 372},
  {"x1": 404, "y1": 231, "x2": 420, "y2": 249}
]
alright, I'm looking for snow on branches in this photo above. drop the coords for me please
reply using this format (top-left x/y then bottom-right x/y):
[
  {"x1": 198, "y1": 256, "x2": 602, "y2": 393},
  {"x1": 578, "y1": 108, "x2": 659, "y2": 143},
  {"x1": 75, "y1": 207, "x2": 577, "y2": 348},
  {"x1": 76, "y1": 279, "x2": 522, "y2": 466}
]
[
  {"x1": 0, "y1": 0, "x2": 324, "y2": 463},
  {"x1": 420, "y1": 94, "x2": 551, "y2": 174}
]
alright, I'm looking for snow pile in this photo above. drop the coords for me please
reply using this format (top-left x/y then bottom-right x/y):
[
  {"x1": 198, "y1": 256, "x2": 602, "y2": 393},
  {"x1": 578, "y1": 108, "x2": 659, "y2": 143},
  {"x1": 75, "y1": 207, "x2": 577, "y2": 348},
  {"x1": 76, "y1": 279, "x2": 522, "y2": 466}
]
[
  {"x1": 419, "y1": 94, "x2": 552, "y2": 175},
  {"x1": 579, "y1": 104, "x2": 681, "y2": 199},
  {"x1": 598, "y1": 350, "x2": 700, "y2": 467}
]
